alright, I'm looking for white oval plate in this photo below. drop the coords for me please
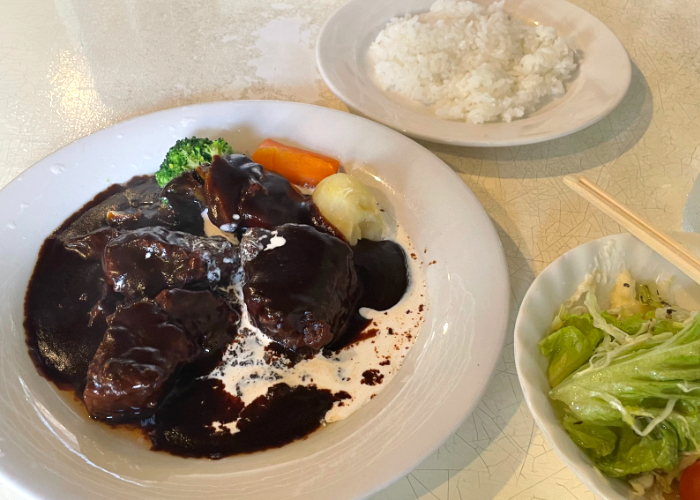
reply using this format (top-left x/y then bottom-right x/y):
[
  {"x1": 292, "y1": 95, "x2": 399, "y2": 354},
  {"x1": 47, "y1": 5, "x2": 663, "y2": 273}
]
[
  {"x1": 0, "y1": 101, "x2": 509, "y2": 500},
  {"x1": 317, "y1": 0, "x2": 631, "y2": 147},
  {"x1": 514, "y1": 233, "x2": 700, "y2": 500}
]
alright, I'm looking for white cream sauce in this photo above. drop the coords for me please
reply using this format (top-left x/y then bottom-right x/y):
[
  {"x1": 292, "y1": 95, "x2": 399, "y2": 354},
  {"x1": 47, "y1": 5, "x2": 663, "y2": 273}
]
[{"x1": 206, "y1": 223, "x2": 426, "y2": 428}]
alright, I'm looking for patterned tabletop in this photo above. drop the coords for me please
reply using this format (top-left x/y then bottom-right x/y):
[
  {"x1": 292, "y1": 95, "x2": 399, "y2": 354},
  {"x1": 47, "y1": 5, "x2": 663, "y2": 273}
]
[{"x1": 2, "y1": 0, "x2": 699, "y2": 498}]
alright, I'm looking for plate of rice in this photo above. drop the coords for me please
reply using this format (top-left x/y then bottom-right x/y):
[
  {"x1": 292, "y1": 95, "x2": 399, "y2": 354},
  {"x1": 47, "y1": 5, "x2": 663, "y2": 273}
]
[{"x1": 317, "y1": 0, "x2": 631, "y2": 147}]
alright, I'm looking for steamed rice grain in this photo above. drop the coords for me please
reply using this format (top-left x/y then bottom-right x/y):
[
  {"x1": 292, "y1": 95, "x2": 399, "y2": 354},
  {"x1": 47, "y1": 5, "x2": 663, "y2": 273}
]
[{"x1": 369, "y1": 0, "x2": 578, "y2": 124}]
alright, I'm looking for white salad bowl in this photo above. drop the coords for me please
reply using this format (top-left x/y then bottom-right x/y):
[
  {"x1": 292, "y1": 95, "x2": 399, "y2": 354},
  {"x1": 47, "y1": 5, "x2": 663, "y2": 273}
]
[
  {"x1": 0, "y1": 100, "x2": 510, "y2": 500},
  {"x1": 514, "y1": 233, "x2": 700, "y2": 500}
]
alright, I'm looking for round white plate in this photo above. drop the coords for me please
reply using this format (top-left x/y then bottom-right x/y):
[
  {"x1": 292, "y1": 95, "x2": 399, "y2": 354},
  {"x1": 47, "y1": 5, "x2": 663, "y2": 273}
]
[
  {"x1": 317, "y1": 0, "x2": 631, "y2": 147},
  {"x1": 0, "y1": 101, "x2": 510, "y2": 500},
  {"x1": 514, "y1": 233, "x2": 700, "y2": 500}
]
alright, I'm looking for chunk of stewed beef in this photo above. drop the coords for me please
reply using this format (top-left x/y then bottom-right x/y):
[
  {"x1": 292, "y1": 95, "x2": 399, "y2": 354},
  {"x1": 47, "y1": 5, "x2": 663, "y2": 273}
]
[
  {"x1": 197, "y1": 154, "x2": 312, "y2": 233},
  {"x1": 241, "y1": 224, "x2": 359, "y2": 351},
  {"x1": 106, "y1": 171, "x2": 206, "y2": 236},
  {"x1": 102, "y1": 226, "x2": 237, "y2": 299},
  {"x1": 83, "y1": 301, "x2": 194, "y2": 422},
  {"x1": 155, "y1": 289, "x2": 239, "y2": 375},
  {"x1": 58, "y1": 176, "x2": 162, "y2": 242},
  {"x1": 63, "y1": 227, "x2": 118, "y2": 261}
]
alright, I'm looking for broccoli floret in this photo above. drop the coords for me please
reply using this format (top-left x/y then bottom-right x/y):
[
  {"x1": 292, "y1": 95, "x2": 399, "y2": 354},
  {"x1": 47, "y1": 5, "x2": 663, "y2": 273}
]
[{"x1": 155, "y1": 137, "x2": 233, "y2": 187}]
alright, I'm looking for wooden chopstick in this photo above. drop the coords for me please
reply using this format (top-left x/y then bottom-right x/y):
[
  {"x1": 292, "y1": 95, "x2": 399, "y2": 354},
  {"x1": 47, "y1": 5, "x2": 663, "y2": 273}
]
[{"x1": 563, "y1": 175, "x2": 700, "y2": 286}]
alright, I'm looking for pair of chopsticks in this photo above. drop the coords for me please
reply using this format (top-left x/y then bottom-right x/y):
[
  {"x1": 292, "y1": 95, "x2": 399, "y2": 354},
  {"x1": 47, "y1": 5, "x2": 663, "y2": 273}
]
[{"x1": 564, "y1": 175, "x2": 700, "y2": 285}]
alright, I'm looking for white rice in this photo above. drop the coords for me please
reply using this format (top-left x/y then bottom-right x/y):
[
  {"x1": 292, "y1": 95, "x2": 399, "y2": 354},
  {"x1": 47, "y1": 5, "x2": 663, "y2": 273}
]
[{"x1": 369, "y1": 0, "x2": 578, "y2": 124}]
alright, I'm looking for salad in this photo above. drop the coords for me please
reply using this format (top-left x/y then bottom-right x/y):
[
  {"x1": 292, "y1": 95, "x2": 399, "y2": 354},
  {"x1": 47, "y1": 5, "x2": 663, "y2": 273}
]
[{"x1": 540, "y1": 269, "x2": 700, "y2": 499}]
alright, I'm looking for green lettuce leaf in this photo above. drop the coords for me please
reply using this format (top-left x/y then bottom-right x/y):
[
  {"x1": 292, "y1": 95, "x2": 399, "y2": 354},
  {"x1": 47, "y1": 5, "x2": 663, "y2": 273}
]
[
  {"x1": 600, "y1": 312, "x2": 644, "y2": 335},
  {"x1": 666, "y1": 402, "x2": 700, "y2": 452},
  {"x1": 639, "y1": 284, "x2": 664, "y2": 309},
  {"x1": 562, "y1": 416, "x2": 617, "y2": 459},
  {"x1": 652, "y1": 319, "x2": 683, "y2": 335},
  {"x1": 595, "y1": 423, "x2": 679, "y2": 477},
  {"x1": 543, "y1": 285, "x2": 700, "y2": 479},
  {"x1": 538, "y1": 314, "x2": 605, "y2": 387},
  {"x1": 550, "y1": 314, "x2": 700, "y2": 424},
  {"x1": 597, "y1": 312, "x2": 681, "y2": 337}
]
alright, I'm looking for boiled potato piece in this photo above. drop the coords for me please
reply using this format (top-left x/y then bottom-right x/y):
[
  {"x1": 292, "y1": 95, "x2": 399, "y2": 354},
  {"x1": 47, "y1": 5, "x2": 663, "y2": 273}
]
[{"x1": 312, "y1": 173, "x2": 384, "y2": 245}]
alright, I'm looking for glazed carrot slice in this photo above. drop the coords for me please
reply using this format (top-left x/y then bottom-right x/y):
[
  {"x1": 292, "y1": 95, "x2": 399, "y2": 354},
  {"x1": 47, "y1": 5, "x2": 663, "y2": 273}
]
[{"x1": 251, "y1": 139, "x2": 340, "y2": 187}]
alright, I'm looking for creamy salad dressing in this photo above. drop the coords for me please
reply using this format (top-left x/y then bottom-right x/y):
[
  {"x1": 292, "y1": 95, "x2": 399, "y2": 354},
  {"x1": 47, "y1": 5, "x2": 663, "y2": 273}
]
[
  {"x1": 206, "y1": 223, "x2": 426, "y2": 428},
  {"x1": 566, "y1": 241, "x2": 700, "y2": 313}
]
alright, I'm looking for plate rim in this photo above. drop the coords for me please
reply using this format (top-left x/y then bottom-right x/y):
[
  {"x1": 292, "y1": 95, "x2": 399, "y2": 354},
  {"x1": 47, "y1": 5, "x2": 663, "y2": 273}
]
[
  {"x1": 316, "y1": 0, "x2": 632, "y2": 147},
  {"x1": 0, "y1": 99, "x2": 511, "y2": 500}
]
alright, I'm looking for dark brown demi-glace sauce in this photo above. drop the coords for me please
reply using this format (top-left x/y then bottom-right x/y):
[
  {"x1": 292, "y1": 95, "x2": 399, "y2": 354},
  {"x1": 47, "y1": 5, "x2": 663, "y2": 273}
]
[
  {"x1": 24, "y1": 167, "x2": 408, "y2": 459},
  {"x1": 24, "y1": 176, "x2": 158, "y2": 394}
]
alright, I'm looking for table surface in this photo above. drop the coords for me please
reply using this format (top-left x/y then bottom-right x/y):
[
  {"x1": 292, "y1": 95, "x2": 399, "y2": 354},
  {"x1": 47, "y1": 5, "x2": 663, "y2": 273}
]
[{"x1": 1, "y1": 0, "x2": 697, "y2": 498}]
